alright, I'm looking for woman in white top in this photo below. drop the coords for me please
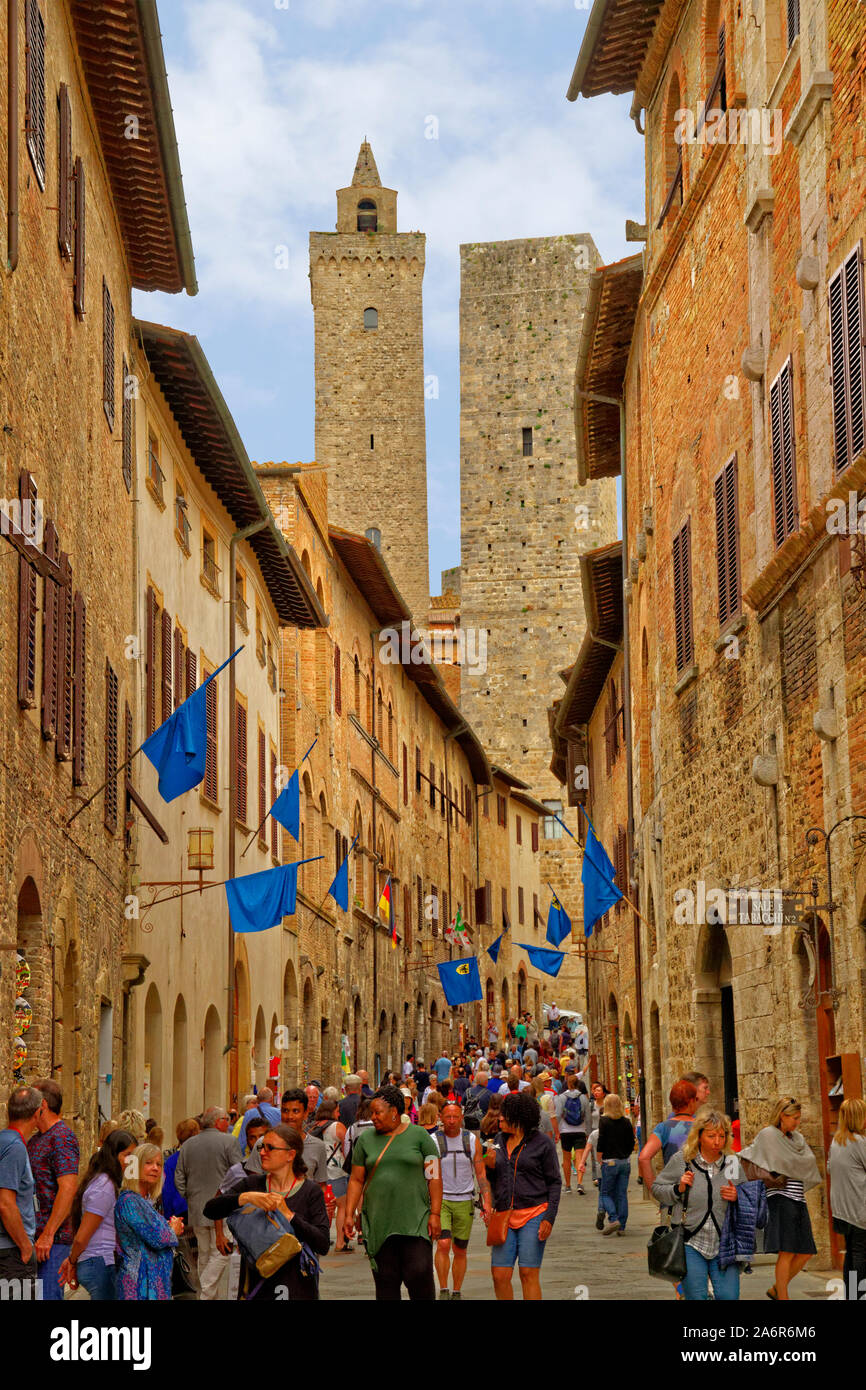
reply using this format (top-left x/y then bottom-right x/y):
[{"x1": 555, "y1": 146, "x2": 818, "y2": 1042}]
[
  {"x1": 828, "y1": 1098, "x2": 866, "y2": 1300},
  {"x1": 740, "y1": 1097, "x2": 820, "y2": 1301}
]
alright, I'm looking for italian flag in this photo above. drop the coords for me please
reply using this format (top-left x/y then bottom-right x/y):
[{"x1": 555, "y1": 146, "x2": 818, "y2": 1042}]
[{"x1": 446, "y1": 906, "x2": 468, "y2": 949}]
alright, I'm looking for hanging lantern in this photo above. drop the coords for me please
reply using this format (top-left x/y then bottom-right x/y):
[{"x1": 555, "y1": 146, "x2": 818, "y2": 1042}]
[
  {"x1": 14, "y1": 997, "x2": 32, "y2": 1034},
  {"x1": 16, "y1": 954, "x2": 30, "y2": 992}
]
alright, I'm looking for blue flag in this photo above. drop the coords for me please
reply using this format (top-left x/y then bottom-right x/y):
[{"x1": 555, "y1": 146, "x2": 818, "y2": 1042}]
[
  {"x1": 142, "y1": 648, "x2": 241, "y2": 803},
  {"x1": 327, "y1": 837, "x2": 357, "y2": 912},
  {"x1": 437, "y1": 956, "x2": 483, "y2": 1006},
  {"x1": 546, "y1": 892, "x2": 572, "y2": 948},
  {"x1": 487, "y1": 933, "x2": 502, "y2": 964},
  {"x1": 580, "y1": 805, "x2": 622, "y2": 937},
  {"x1": 270, "y1": 768, "x2": 300, "y2": 841},
  {"x1": 516, "y1": 942, "x2": 565, "y2": 977},
  {"x1": 225, "y1": 857, "x2": 320, "y2": 933}
]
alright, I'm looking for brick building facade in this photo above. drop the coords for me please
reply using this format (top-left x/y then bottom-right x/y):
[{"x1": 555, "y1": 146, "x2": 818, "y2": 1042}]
[
  {"x1": 0, "y1": 0, "x2": 194, "y2": 1149},
  {"x1": 564, "y1": 0, "x2": 866, "y2": 1261}
]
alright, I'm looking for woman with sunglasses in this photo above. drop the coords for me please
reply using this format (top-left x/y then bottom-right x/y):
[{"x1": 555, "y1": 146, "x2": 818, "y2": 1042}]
[{"x1": 203, "y1": 1124, "x2": 329, "y2": 1300}]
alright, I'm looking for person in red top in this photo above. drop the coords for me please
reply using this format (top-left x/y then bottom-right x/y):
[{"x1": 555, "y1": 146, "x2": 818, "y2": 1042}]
[{"x1": 27, "y1": 1079, "x2": 79, "y2": 1301}]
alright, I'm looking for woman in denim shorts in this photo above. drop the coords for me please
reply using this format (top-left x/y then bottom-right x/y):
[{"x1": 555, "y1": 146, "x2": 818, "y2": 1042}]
[{"x1": 485, "y1": 1092, "x2": 562, "y2": 1300}]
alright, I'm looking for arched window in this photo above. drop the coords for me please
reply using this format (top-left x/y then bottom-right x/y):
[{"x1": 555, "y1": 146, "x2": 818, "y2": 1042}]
[
  {"x1": 363, "y1": 307, "x2": 378, "y2": 330},
  {"x1": 357, "y1": 199, "x2": 377, "y2": 232},
  {"x1": 658, "y1": 70, "x2": 684, "y2": 227}
]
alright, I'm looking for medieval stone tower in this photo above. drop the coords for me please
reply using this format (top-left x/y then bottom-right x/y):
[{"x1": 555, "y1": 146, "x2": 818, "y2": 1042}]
[
  {"x1": 310, "y1": 143, "x2": 430, "y2": 618},
  {"x1": 459, "y1": 236, "x2": 617, "y2": 950}
]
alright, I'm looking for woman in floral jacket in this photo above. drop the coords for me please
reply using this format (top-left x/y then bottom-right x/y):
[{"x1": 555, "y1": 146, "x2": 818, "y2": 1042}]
[{"x1": 115, "y1": 1143, "x2": 182, "y2": 1300}]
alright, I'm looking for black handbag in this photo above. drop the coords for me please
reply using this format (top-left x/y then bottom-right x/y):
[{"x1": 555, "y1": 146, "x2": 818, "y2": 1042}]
[{"x1": 647, "y1": 1165, "x2": 690, "y2": 1282}]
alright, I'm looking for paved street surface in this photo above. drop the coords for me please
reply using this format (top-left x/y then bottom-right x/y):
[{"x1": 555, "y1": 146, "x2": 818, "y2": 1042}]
[{"x1": 320, "y1": 1161, "x2": 835, "y2": 1302}]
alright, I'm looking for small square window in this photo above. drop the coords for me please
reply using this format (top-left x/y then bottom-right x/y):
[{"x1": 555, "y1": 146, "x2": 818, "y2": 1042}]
[{"x1": 522, "y1": 427, "x2": 533, "y2": 457}]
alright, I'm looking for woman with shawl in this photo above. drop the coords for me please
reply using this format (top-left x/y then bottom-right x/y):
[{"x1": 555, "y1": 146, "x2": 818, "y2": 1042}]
[{"x1": 740, "y1": 1097, "x2": 820, "y2": 1300}]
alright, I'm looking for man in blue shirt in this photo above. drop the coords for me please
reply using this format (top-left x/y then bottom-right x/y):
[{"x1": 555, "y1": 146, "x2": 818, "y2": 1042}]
[
  {"x1": 0, "y1": 1086, "x2": 42, "y2": 1296},
  {"x1": 434, "y1": 1053, "x2": 452, "y2": 1082},
  {"x1": 237, "y1": 1087, "x2": 281, "y2": 1155}
]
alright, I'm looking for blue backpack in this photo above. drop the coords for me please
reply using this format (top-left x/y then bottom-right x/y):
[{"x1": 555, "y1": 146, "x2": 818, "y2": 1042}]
[{"x1": 563, "y1": 1092, "x2": 586, "y2": 1127}]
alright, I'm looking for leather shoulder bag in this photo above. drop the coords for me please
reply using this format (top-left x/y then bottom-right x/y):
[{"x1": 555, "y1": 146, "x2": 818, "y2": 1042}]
[
  {"x1": 647, "y1": 1162, "x2": 691, "y2": 1282},
  {"x1": 487, "y1": 1140, "x2": 522, "y2": 1247}
]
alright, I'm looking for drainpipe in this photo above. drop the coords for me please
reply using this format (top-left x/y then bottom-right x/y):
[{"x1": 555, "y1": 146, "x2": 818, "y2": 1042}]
[
  {"x1": 576, "y1": 388, "x2": 648, "y2": 1138},
  {"x1": 370, "y1": 629, "x2": 378, "y2": 1072},
  {"x1": 7, "y1": 0, "x2": 19, "y2": 271},
  {"x1": 224, "y1": 521, "x2": 267, "y2": 1063}
]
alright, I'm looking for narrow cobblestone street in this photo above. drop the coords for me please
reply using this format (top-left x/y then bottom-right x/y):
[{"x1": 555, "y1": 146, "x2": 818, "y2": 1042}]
[{"x1": 320, "y1": 1160, "x2": 836, "y2": 1301}]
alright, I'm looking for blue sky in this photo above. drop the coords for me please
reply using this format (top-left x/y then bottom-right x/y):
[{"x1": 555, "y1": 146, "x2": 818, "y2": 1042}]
[{"x1": 135, "y1": 0, "x2": 643, "y2": 592}]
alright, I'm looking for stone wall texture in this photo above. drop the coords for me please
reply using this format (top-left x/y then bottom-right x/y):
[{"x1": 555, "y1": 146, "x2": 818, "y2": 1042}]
[{"x1": 459, "y1": 235, "x2": 618, "y2": 1007}]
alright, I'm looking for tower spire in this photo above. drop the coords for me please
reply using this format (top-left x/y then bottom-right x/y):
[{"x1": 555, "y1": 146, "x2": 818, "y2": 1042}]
[{"x1": 352, "y1": 140, "x2": 381, "y2": 188}]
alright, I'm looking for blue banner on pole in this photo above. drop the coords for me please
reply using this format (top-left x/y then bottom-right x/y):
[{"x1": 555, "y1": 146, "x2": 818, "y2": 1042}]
[
  {"x1": 225, "y1": 857, "x2": 321, "y2": 933},
  {"x1": 516, "y1": 942, "x2": 565, "y2": 978},
  {"x1": 437, "y1": 957, "x2": 483, "y2": 1006},
  {"x1": 579, "y1": 806, "x2": 622, "y2": 937},
  {"x1": 142, "y1": 648, "x2": 241, "y2": 803}
]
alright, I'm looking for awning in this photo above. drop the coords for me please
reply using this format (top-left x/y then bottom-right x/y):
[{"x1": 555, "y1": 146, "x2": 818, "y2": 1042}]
[
  {"x1": 575, "y1": 256, "x2": 643, "y2": 483},
  {"x1": 134, "y1": 320, "x2": 327, "y2": 629}
]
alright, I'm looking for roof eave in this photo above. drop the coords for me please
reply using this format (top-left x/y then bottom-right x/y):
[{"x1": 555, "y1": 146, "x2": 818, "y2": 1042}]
[
  {"x1": 137, "y1": 0, "x2": 198, "y2": 296},
  {"x1": 566, "y1": 0, "x2": 615, "y2": 101}
]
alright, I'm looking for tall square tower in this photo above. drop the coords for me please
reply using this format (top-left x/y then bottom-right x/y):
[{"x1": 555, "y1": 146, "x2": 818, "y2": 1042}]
[
  {"x1": 310, "y1": 143, "x2": 430, "y2": 618},
  {"x1": 459, "y1": 235, "x2": 617, "y2": 943}
]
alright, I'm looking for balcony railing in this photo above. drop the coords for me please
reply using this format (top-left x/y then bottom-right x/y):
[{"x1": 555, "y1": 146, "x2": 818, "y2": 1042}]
[
  {"x1": 235, "y1": 593, "x2": 249, "y2": 632},
  {"x1": 202, "y1": 549, "x2": 221, "y2": 594},
  {"x1": 256, "y1": 630, "x2": 266, "y2": 666}
]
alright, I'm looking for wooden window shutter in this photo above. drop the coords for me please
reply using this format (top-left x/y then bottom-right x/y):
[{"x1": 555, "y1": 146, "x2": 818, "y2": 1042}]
[
  {"x1": 672, "y1": 519, "x2": 694, "y2": 673},
  {"x1": 466, "y1": 786, "x2": 472, "y2": 827},
  {"x1": 334, "y1": 644, "x2": 342, "y2": 714},
  {"x1": 531, "y1": 820, "x2": 539, "y2": 852},
  {"x1": 73, "y1": 157, "x2": 86, "y2": 318},
  {"x1": 518, "y1": 885, "x2": 524, "y2": 924},
  {"x1": 829, "y1": 246, "x2": 866, "y2": 476},
  {"x1": 770, "y1": 359, "x2": 798, "y2": 544},
  {"x1": 258, "y1": 728, "x2": 267, "y2": 844},
  {"x1": 714, "y1": 455, "x2": 741, "y2": 627},
  {"x1": 173, "y1": 627, "x2": 184, "y2": 710},
  {"x1": 185, "y1": 646, "x2": 197, "y2": 699},
  {"x1": 25, "y1": 0, "x2": 46, "y2": 188},
  {"x1": 787, "y1": 0, "x2": 800, "y2": 46},
  {"x1": 40, "y1": 520, "x2": 59, "y2": 737},
  {"x1": 103, "y1": 281, "x2": 116, "y2": 430},
  {"x1": 235, "y1": 701, "x2": 248, "y2": 823},
  {"x1": 104, "y1": 661, "x2": 119, "y2": 832},
  {"x1": 271, "y1": 750, "x2": 279, "y2": 859},
  {"x1": 516, "y1": 814, "x2": 522, "y2": 846},
  {"x1": 58, "y1": 83, "x2": 73, "y2": 257},
  {"x1": 404, "y1": 885, "x2": 411, "y2": 952},
  {"x1": 160, "y1": 609, "x2": 172, "y2": 723},
  {"x1": 55, "y1": 553, "x2": 73, "y2": 760},
  {"x1": 72, "y1": 592, "x2": 86, "y2": 786},
  {"x1": 121, "y1": 359, "x2": 134, "y2": 493},
  {"x1": 416, "y1": 875, "x2": 423, "y2": 930},
  {"x1": 415, "y1": 746, "x2": 421, "y2": 794},
  {"x1": 429, "y1": 761, "x2": 436, "y2": 808},
  {"x1": 145, "y1": 587, "x2": 157, "y2": 736},
  {"x1": 17, "y1": 472, "x2": 38, "y2": 709},
  {"x1": 402, "y1": 743, "x2": 408, "y2": 805},
  {"x1": 204, "y1": 674, "x2": 218, "y2": 802}
]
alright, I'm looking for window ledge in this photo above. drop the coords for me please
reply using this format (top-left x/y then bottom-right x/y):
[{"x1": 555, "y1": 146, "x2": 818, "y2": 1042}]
[
  {"x1": 199, "y1": 793, "x2": 221, "y2": 813},
  {"x1": 175, "y1": 529, "x2": 190, "y2": 557},
  {"x1": 146, "y1": 477, "x2": 166, "y2": 511},
  {"x1": 200, "y1": 572, "x2": 221, "y2": 601},
  {"x1": 714, "y1": 613, "x2": 747, "y2": 652},
  {"x1": 786, "y1": 71, "x2": 833, "y2": 150},
  {"x1": 674, "y1": 664, "x2": 699, "y2": 696}
]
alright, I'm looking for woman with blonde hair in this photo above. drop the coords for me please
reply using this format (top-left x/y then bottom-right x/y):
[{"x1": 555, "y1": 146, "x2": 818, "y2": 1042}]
[
  {"x1": 114, "y1": 1143, "x2": 182, "y2": 1300},
  {"x1": 653, "y1": 1106, "x2": 744, "y2": 1300},
  {"x1": 418, "y1": 1102, "x2": 440, "y2": 1134},
  {"x1": 828, "y1": 1098, "x2": 866, "y2": 1299},
  {"x1": 596, "y1": 1092, "x2": 635, "y2": 1235},
  {"x1": 740, "y1": 1097, "x2": 820, "y2": 1300},
  {"x1": 116, "y1": 1109, "x2": 147, "y2": 1143}
]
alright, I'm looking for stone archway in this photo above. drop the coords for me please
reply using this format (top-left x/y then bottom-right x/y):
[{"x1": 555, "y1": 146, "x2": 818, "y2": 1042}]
[
  {"x1": 15, "y1": 874, "x2": 44, "y2": 1086},
  {"x1": 694, "y1": 922, "x2": 738, "y2": 1115},
  {"x1": 172, "y1": 995, "x2": 188, "y2": 1130},
  {"x1": 302, "y1": 976, "x2": 317, "y2": 1079},
  {"x1": 649, "y1": 1001, "x2": 662, "y2": 1125},
  {"x1": 203, "y1": 1005, "x2": 223, "y2": 1108},
  {"x1": 607, "y1": 992, "x2": 620, "y2": 1094},
  {"x1": 253, "y1": 1006, "x2": 267, "y2": 1089},
  {"x1": 143, "y1": 983, "x2": 163, "y2": 1122},
  {"x1": 283, "y1": 960, "x2": 299, "y2": 1087}
]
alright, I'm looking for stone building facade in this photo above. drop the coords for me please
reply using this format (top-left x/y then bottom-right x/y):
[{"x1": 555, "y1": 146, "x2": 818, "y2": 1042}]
[
  {"x1": 568, "y1": 0, "x2": 866, "y2": 1261},
  {"x1": 257, "y1": 466, "x2": 552, "y2": 1087},
  {"x1": 0, "y1": 0, "x2": 194, "y2": 1148},
  {"x1": 120, "y1": 323, "x2": 324, "y2": 1135},
  {"x1": 459, "y1": 235, "x2": 618, "y2": 1008},
  {"x1": 310, "y1": 143, "x2": 430, "y2": 620}
]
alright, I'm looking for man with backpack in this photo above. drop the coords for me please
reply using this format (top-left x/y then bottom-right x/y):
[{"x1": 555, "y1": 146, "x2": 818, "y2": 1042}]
[
  {"x1": 434, "y1": 1102, "x2": 491, "y2": 1299},
  {"x1": 554, "y1": 1075, "x2": 591, "y2": 1194},
  {"x1": 462, "y1": 1071, "x2": 492, "y2": 1132}
]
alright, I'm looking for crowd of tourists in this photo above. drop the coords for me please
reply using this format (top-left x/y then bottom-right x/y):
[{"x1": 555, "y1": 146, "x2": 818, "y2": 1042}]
[{"x1": 2, "y1": 1008, "x2": 865, "y2": 1302}]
